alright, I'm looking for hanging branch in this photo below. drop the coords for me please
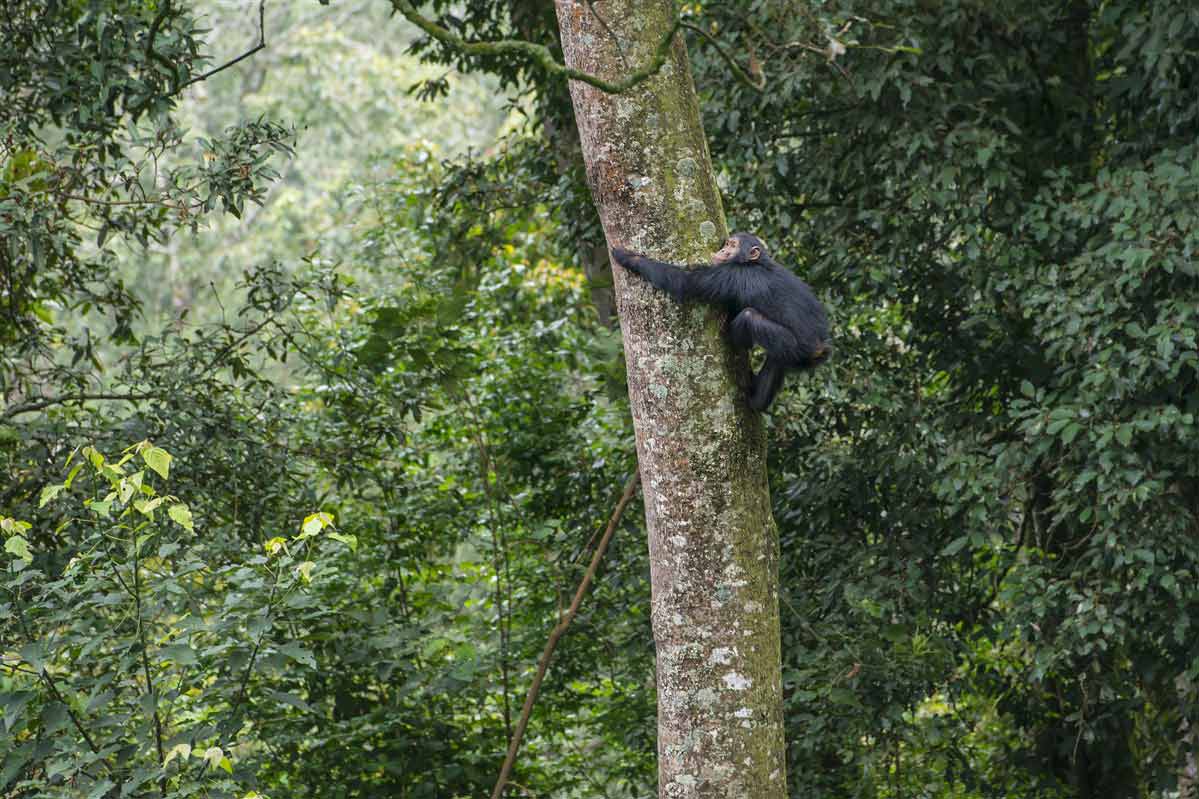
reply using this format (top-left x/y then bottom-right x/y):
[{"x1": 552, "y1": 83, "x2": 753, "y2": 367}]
[
  {"x1": 390, "y1": 0, "x2": 682, "y2": 94},
  {"x1": 178, "y1": 0, "x2": 267, "y2": 91},
  {"x1": 679, "y1": 22, "x2": 766, "y2": 92},
  {"x1": 490, "y1": 470, "x2": 641, "y2": 799}
]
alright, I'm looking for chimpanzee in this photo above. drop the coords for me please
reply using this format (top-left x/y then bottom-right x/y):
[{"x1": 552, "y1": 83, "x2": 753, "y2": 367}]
[{"x1": 610, "y1": 233, "x2": 830, "y2": 411}]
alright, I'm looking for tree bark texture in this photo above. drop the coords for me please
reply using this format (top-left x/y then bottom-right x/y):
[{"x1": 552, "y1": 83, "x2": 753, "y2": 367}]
[{"x1": 554, "y1": 3, "x2": 787, "y2": 797}]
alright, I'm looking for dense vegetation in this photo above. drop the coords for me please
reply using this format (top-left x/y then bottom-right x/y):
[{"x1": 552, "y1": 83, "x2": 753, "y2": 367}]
[{"x1": 3, "y1": 1, "x2": 1199, "y2": 798}]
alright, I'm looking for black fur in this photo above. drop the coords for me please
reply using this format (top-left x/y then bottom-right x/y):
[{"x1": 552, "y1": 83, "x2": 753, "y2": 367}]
[{"x1": 611, "y1": 233, "x2": 829, "y2": 411}]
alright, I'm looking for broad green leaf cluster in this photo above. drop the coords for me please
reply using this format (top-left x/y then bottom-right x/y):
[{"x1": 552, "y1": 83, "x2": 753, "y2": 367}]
[{"x1": 2, "y1": 443, "x2": 347, "y2": 797}]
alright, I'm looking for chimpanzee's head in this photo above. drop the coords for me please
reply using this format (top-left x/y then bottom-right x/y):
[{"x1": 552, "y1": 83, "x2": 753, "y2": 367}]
[{"x1": 713, "y1": 232, "x2": 767, "y2": 265}]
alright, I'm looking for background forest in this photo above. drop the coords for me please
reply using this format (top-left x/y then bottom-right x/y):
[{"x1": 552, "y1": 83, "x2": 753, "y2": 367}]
[{"x1": 4, "y1": 1, "x2": 1199, "y2": 797}]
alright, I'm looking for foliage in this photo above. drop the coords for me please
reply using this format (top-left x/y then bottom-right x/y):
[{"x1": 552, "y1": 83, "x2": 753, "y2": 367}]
[
  {"x1": 0, "y1": 0, "x2": 293, "y2": 432},
  {"x1": 685, "y1": 0, "x2": 1199, "y2": 796},
  {"x1": 3, "y1": 133, "x2": 653, "y2": 796},
  {"x1": 3, "y1": 3, "x2": 648, "y2": 797},
  {"x1": 247, "y1": 153, "x2": 651, "y2": 797},
  {"x1": 11, "y1": 1, "x2": 1199, "y2": 798},
  {"x1": 121, "y1": 1, "x2": 515, "y2": 333},
  {"x1": 1, "y1": 442, "x2": 346, "y2": 797}
]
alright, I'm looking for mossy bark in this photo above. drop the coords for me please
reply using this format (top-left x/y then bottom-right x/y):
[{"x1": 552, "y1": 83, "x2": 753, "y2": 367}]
[{"x1": 554, "y1": 3, "x2": 787, "y2": 797}]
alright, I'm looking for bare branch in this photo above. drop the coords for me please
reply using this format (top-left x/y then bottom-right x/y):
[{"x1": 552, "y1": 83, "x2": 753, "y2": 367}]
[
  {"x1": 490, "y1": 470, "x2": 641, "y2": 799},
  {"x1": 179, "y1": 0, "x2": 267, "y2": 91}
]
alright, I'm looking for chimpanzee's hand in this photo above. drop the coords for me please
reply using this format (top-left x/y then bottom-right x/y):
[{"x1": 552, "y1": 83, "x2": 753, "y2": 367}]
[{"x1": 610, "y1": 247, "x2": 641, "y2": 270}]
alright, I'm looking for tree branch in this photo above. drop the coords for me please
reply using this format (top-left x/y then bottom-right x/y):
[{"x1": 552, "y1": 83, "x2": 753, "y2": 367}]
[
  {"x1": 680, "y1": 22, "x2": 765, "y2": 92},
  {"x1": 40, "y1": 670, "x2": 105, "y2": 761},
  {"x1": 3, "y1": 393, "x2": 158, "y2": 420},
  {"x1": 490, "y1": 469, "x2": 641, "y2": 799},
  {"x1": 178, "y1": 0, "x2": 267, "y2": 91},
  {"x1": 132, "y1": 537, "x2": 168, "y2": 796},
  {"x1": 390, "y1": 0, "x2": 682, "y2": 94}
]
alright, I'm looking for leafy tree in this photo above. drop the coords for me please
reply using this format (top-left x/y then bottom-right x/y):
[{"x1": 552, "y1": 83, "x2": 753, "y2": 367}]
[
  {"x1": 1, "y1": 0, "x2": 292, "y2": 419},
  {"x1": 391, "y1": 0, "x2": 1199, "y2": 796},
  {"x1": 685, "y1": 1, "x2": 1199, "y2": 796},
  {"x1": 2, "y1": 442, "x2": 349, "y2": 797},
  {"x1": 10, "y1": 1, "x2": 1199, "y2": 798}
]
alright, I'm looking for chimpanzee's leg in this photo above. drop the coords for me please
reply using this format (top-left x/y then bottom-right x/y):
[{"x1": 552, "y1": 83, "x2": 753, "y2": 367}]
[
  {"x1": 749, "y1": 357, "x2": 788, "y2": 411},
  {"x1": 729, "y1": 308, "x2": 798, "y2": 354}
]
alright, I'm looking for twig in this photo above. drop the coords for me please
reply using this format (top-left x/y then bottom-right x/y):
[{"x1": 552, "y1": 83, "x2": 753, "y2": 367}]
[
  {"x1": 224, "y1": 559, "x2": 282, "y2": 741},
  {"x1": 490, "y1": 469, "x2": 641, "y2": 799},
  {"x1": 137, "y1": 0, "x2": 179, "y2": 102},
  {"x1": 59, "y1": 193, "x2": 200, "y2": 210},
  {"x1": 776, "y1": 39, "x2": 851, "y2": 80},
  {"x1": 680, "y1": 22, "x2": 765, "y2": 92},
  {"x1": 391, "y1": 0, "x2": 682, "y2": 95},
  {"x1": 202, "y1": 315, "x2": 278, "y2": 371},
  {"x1": 3, "y1": 393, "x2": 158, "y2": 420},
  {"x1": 39, "y1": 670, "x2": 107, "y2": 765},
  {"x1": 132, "y1": 537, "x2": 168, "y2": 796},
  {"x1": 179, "y1": 0, "x2": 267, "y2": 91},
  {"x1": 456, "y1": 388, "x2": 515, "y2": 744}
]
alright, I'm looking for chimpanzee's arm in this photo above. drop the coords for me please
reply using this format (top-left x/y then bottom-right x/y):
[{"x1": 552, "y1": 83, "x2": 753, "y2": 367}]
[{"x1": 610, "y1": 248, "x2": 730, "y2": 304}]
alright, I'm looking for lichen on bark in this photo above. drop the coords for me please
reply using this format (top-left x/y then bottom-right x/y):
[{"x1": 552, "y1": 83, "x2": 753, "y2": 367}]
[{"x1": 554, "y1": 2, "x2": 788, "y2": 797}]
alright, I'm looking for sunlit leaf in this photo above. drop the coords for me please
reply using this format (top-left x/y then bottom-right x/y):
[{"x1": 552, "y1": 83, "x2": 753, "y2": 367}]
[
  {"x1": 168, "y1": 503, "x2": 195, "y2": 532},
  {"x1": 5, "y1": 535, "x2": 32, "y2": 563},
  {"x1": 142, "y1": 446, "x2": 172, "y2": 479},
  {"x1": 39, "y1": 484, "x2": 65, "y2": 508}
]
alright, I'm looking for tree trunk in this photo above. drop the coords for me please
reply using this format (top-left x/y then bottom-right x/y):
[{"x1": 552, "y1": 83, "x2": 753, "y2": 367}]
[{"x1": 553, "y1": 3, "x2": 787, "y2": 797}]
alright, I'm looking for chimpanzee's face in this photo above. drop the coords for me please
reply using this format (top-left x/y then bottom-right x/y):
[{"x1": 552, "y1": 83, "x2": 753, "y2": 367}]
[{"x1": 713, "y1": 233, "x2": 765, "y2": 265}]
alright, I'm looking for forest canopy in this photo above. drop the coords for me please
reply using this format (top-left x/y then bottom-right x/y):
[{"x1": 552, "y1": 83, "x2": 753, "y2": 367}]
[{"x1": 4, "y1": 1, "x2": 1199, "y2": 798}]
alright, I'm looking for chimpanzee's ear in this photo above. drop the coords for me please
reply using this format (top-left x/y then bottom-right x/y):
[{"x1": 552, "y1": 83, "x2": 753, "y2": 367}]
[{"x1": 748, "y1": 246, "x2": 761, "y2": 261}]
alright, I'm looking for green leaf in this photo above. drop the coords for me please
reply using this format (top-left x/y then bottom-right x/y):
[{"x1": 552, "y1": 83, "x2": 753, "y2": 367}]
[
  {"x1": 277, "y1": 643, "x2": 316, "y2": 669},
  {"x1": 1, "y1": 691, "x2": 36, "y2": 731},
  {"x1": 168, "y1": 503, "x2": 195, "y2": 532},
  {"x1": 118, "y1": 471, "x2": 144, "y2": 504},
  {"x1": 142, "y1": 446, "x2": 172, "y2": 479},
  {"x1": 300, "y1": 511, "x2": 334, "y2": 537},
  {"x1": 0, "y1": 517, "x2": 30, "y2": 535},
  {"x1": 1115, "y1": 425, "x2": 1133, "y2": 446},
  {"x1": 85, "y1": 779, "x2": 115, "y2": 799},
  {"x1": 328, "y1": 532, "x2": 358, "y2": 552},
  {"x1": 268, "y1": 689, "x2": 312, "y2": 712},
  {"x1": 203, "y1": 746, "x2": 225, "y2": 771},
  {"x1": 828, "y1": 687, "x2": 860, "y2": 706},
  {"x1": 162, "y1": 643, "x2": 198, "y2": 665},
  {"x1": 39, "y1": 483, "x2": 65, "y2": 508},
  {"x1": 4, "y1": 535, "x2": 32, "y2": 563},
  {"x1": 165, "y1": 742, "x2": 192, "y2": 765},
  {"x1": 64, "y1": 462, "x2": 84, "y2": 488},
  {"x1": 85, "y1": 690, "x2": 114, "y2": 713},
  {"x1": 941, "y1": 536, "x2": 970, "y2": 556},
  {"x1": 1047, "y1": 416, "x2": 1073, "y2": 435},
  {"x1": 84, "y1": 445, "x2": 104, "y2": 469},
  {"x1": 18, "y1": 643, "x2": 45, "y2": 673},
  {"x1": 134, "y1": 496, "x2": 165, "y2": 516},
  {"x1": 40, "y1": 701, "x2": 68, "y2": 733}
]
